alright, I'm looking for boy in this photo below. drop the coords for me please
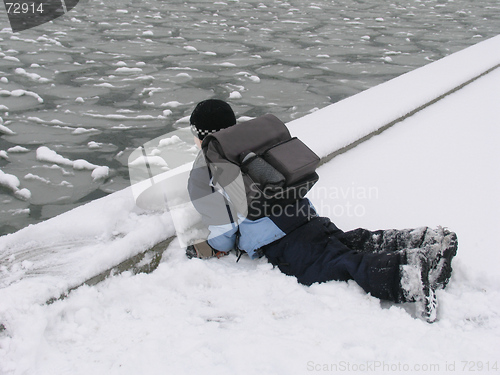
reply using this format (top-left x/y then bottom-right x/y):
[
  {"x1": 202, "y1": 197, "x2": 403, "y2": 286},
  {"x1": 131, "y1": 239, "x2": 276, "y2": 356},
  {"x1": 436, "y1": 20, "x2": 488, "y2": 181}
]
[{"x1": 186, "y1": 99, "x2": 458, "y2": 323}]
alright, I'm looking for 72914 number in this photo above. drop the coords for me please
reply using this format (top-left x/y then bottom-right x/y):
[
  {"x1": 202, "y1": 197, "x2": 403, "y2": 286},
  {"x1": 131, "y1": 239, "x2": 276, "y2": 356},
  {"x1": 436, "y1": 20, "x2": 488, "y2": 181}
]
[{"x1": 5, "y1": 2, "x2": 44, "y2": 14}]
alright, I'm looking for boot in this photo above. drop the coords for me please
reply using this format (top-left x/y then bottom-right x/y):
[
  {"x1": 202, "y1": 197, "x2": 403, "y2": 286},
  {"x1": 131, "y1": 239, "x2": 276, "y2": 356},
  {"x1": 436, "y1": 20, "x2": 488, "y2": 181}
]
[
  {"x1": 401, "y1": 250, "x2": 438, "y2": 323},
  {"x1": 421, "y1": 227, "x2": 458, "y2": 289}
]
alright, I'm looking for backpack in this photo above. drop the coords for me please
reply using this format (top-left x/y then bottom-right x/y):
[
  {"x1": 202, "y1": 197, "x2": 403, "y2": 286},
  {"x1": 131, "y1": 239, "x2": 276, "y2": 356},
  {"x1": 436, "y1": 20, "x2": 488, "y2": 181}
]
[{"x1": 201, "y1": 114, "x2": 320, "y2": 219}]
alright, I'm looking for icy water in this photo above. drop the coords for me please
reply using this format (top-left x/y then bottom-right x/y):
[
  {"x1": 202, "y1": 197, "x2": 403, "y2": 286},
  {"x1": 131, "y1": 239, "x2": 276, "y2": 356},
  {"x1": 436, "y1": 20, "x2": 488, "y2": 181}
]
[{"x1": 0, "y1": 0, "x2": 499, "y2": 236}]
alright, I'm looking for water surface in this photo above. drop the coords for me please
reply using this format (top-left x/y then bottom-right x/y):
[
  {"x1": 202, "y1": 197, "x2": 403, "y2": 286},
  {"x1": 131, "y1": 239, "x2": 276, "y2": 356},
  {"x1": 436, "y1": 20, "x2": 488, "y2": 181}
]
[{"x1": 1, "y1": 0, "x2": 499, "y2": 235}]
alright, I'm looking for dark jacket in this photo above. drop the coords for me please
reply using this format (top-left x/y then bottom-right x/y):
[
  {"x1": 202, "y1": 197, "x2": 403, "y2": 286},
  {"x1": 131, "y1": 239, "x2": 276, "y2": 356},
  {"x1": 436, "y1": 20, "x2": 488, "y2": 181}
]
[{"x1": 187, "y1": 152, "x2": 316, "y2": 258}]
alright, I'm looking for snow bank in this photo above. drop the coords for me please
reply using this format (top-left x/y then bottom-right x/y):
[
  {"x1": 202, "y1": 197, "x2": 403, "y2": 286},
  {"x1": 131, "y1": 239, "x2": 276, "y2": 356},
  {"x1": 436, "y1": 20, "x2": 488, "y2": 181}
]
[
  {"x1": 0, "y1": 187, "x2": 175, "y2": 306},
  {"x1": 1, "y1": 37, "x2": 500, "y2": 374}
]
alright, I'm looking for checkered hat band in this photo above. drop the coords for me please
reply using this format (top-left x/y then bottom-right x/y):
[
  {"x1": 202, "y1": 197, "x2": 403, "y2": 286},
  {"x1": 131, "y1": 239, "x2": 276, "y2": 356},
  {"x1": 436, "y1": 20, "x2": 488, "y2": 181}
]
[{"x1": 191, "y1": 124, "x2": 217, "y2": 137}]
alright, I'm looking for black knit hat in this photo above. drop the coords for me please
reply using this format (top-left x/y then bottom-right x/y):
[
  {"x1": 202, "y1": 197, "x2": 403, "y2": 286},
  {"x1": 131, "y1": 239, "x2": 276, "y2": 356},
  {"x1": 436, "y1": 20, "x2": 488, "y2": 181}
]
[{"x1": 190, "y1": 99, "x2": 236, "y2": 140}]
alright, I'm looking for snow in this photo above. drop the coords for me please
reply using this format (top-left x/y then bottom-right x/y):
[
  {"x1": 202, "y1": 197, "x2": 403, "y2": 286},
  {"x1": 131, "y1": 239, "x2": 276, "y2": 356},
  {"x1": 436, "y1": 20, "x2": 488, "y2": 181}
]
[
  {"x1": 229, "y1": 91, "x2": 242, "y2": 99},
  {"x1": 115, "y1": 67, "x2": 143, "y2": 74},
  {"x1": 36, "y1": 146, "x2": 74, "y2": 167},
  {"x1": 35, "y1": 146, "x2": 110, "y2": 179},
  {"x1": 91, "y1": 166, "x2": 110, "y2": 181},
  {"x1": 313, "y1": 67, "x2": 500, "y2": 280},
  {"x1": 0, "y1": 89, "x2": 43, "y2": 103},
  {"x1": 1, "y1": 37, "x2": 500, "y2": 374},
  {"x1": 158, "y1": 135, "x2": 182, "y2": 147},
  {"x1": 6, "y1": 146, "x2": 29, "y2": 153},
  {"x1": 0, "y1": 169, "x2": 32, "y2": 200},
  {"x1": 0, "y1": 169, "x2": 22, "y2": 192},
  {"x1": 0, "y1": 124, "x2": 16, "y2": 135},
  {"x1": 14, "y1": 68, "x2": 50, "y2": 83}
]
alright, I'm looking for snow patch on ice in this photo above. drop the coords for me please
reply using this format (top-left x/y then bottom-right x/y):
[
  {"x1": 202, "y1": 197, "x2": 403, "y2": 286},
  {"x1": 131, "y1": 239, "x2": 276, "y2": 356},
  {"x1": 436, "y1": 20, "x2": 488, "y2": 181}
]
[
  {"x1": 229, "y1": 91, "x2": 242, "y2": 99},
  {"x1": 0, "y1": 124, "x2": 16, "y2": 135},
  {"x1": 91, "y1": 166, "x2": 110, "y2": 181},
  {"x1": 14, "y1": 68, "x2": 50, "y2": 83},
  {"x1": 115, "y1": 67, "x2": 143, "y2": 74},
  {"x1": 0, "y1": 169, "x2": 31, "y2": 200},
  {"x1": 0, "y1": 89, "x2": 43, "y2": 103},
  {"x1": 158, "y1": 135, "x2": 182, "y2": 147},
  {"x1": 7, "y1": 146, "x2": 30, "y2": 153},
  {"x1": 36, "y1": 146, "x2": 110, "y2": 180}
]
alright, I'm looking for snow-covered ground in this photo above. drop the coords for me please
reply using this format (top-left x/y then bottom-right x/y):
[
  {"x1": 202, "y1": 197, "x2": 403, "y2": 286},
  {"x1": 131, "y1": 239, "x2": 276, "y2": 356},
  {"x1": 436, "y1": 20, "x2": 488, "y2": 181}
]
[{"x1": 1, "y1": 36, "x2": 500, "y2": 374}]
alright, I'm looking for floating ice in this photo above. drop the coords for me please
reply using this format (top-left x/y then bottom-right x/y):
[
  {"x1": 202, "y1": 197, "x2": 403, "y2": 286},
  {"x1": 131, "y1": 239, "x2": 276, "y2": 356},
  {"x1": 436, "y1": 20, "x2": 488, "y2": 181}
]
[
  {"x1": 36, "y1": 146, "x2": 74, "y2": 167},
  {"x1": 3, "y1": 56, "x2": 20, "y2": 62},
  {"x1": 158, "y1": 135, "x2": 182, "y2": 147},
  {"x1": 0, "y1": 89, "x2": 43, "y2": 103},
  {"x1": 161, "y1": 101, "x2": 182, "y2": 108},
  {"x1": 87, "y1": 141, "x2": 102, "y2": 149},
  {"x1": 115, "y1": 67, "x2": 143, "y2": 74},
  {"x1": 83, "y1": 113, "x2": 159, "y2": 121},
  {"x1": 91, "y1": 166, "x2": 110, "y2": 181},
  {"x1": 128, "y1": 155, "x2": 168, "y2": 169},
  {"x1": 24, "y1": 173, "x2": 50, "y2": 184},
  {"x1": 72, "y1": 127, "x2": 98, "y2": 135},
  {"x1": 73, "y1": 159, "x2": 99, "y2": 170},
  {"x1": 14, "y1": 188, "x2": 31, "y2": 200},
  {"x1": 36, "y1": 147, "x2": 109, "y2": 178},
  {"x1": 9, "y1": 208, "x2": 30, "y2": 216},
  {"x1": 0, "y1": 124, "x2": 15, "y2": 135},
  {"x1": 0, "y1": 169, "x2": 31, "y2": 200},
  {"x1": 14, "y1": 68, "x2": 50, "y2": 83},
  {"x1": 229, "y1": 91, "x2": 242, "y2": 99},
  {"x1": 7, "y1": 146, "x2": 29, "y2": 153}
]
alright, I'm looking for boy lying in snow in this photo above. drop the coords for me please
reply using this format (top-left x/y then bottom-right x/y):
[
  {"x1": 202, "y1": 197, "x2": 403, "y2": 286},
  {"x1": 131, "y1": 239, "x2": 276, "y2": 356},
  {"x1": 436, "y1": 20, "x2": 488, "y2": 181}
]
[{"x1": 185, "y1": 99, "x2": 458, "y2": 323}]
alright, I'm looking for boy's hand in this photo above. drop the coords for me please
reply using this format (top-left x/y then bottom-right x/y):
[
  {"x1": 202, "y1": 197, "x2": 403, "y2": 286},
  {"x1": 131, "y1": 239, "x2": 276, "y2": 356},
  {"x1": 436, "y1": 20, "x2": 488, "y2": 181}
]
[
  {"x1": 186, "y1": 240, "x2": 228, "y2": 259},
  {"x1": 215, "y1": 251, "x2": 228, "y2": 259}
]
